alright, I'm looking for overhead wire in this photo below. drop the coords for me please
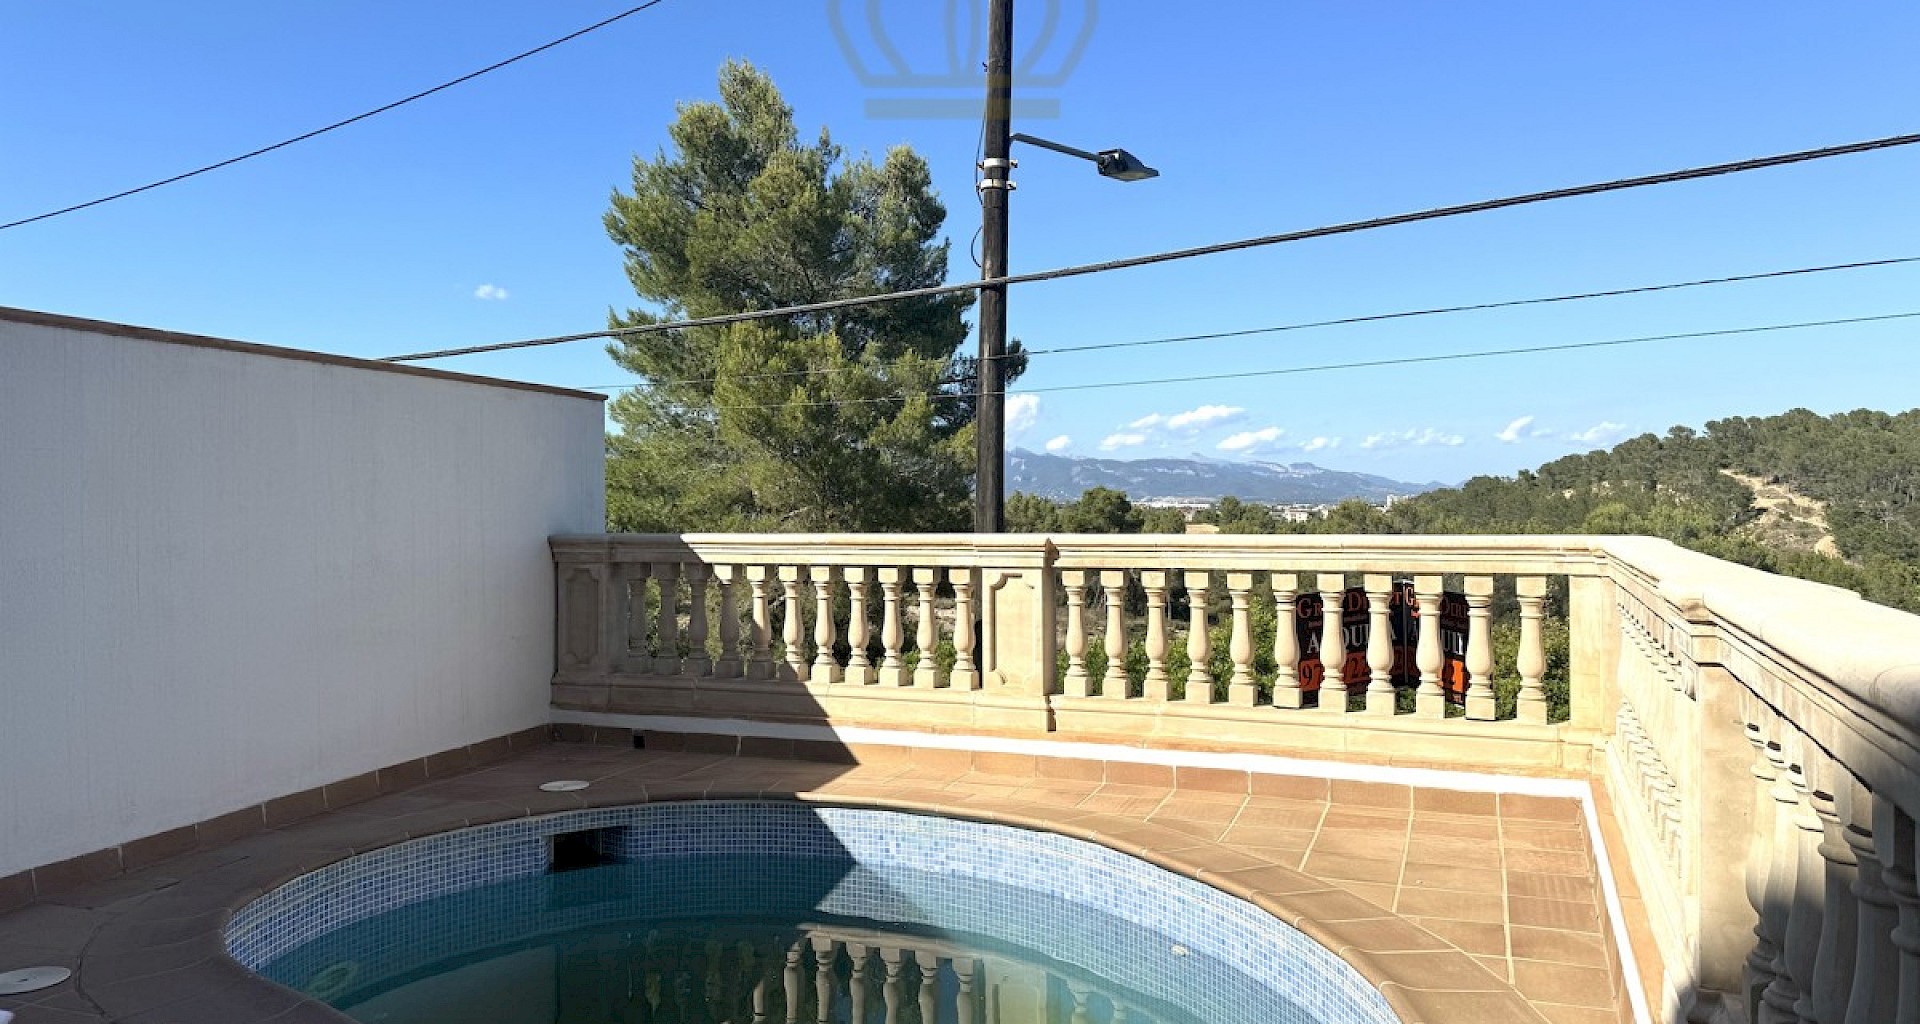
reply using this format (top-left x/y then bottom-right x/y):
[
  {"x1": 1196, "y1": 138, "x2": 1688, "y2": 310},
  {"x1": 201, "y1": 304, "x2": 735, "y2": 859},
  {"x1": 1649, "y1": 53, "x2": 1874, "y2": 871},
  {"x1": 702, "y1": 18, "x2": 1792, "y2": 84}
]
[
  {"x1": 0, "y1": 1, "x2": 674, "y2": 233},
  {"x1": 562, "y1": 254, "x2": 1920, "y2": 391},
  {"x1": 381, "y1": 128, "x2": 1920, "y2": 362}
]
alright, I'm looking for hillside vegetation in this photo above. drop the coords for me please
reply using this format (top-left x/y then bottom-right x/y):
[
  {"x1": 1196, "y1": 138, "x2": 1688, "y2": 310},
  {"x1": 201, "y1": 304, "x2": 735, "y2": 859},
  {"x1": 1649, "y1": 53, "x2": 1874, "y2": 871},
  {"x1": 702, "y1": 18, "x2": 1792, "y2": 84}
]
[{"x1": 1196, "y1": 408, "x2": 1920, "y2": 613}]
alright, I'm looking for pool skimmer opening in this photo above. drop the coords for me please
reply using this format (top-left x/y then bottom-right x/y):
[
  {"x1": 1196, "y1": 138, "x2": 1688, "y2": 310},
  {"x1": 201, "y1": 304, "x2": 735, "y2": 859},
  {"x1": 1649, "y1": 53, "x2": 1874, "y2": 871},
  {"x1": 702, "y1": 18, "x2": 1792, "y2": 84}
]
[
  {"x1": 0, "y1": 966, "x2": 71, "y2": 995},
  {"x1": 539, "y1": 780, "x2": 590, "y2": 792}
]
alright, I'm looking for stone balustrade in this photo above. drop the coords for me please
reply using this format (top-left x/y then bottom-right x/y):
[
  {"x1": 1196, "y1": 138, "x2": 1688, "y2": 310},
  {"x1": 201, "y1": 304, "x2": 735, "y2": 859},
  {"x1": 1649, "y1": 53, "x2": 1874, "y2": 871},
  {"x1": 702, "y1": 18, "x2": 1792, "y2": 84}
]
[{"x1": 551, "y1": 531, "x2": 1920, "y2": 1024}]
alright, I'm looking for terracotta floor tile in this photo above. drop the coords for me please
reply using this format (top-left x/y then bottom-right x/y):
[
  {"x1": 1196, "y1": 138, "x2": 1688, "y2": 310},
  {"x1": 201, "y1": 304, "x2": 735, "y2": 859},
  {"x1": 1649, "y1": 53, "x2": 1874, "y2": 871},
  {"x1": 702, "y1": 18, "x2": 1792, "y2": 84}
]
[
  {"x1": 1400, "y1": 861, "x2": 1505, "y2": 895},
  {"x1": 1303, "y1": 852, "x2": 1402, "y2": 884},
  {"x1": 1500, "y1": 793, "x2": 1586, "y2": 824},
  {"x1": 1408, "y1": 916, "x2": 1510, "y2": 956},
  {"x1": 1333, "y1": 880, "x2": 1400, "y2": 909},
  {"x1": 1321, "y1": 806, "x2": 1411, "y2": 831},
  {"x1": 1396, "y1": 887, "x2": 1509, "y2": 924},
  {"x1": 1508, "y1": 870, "x2": 1599, "y2": 904},
  {"x1": 1531, "y1": 1001, "x2": 1626, "y2": 1024},
  {"x1": 1410, "y1": 814, "x2": 1503, "y2": 842},
  {"x1": 1504, "y1": 848, "x2": 1592, "y2": 874},
  {"x1": 1510, "y1": 960, "x2": 1618, "y2": 1010},
  {"x1": 1405, "y1": 838, "x2": 1506, "y2": 869},
  {"x1": 1508, "y1": 895, "x2": 1601, "y2": 932},
  {"x1": 1233, "y1": 802, "x2": 1328, "y2": 831},
  {"x1": 1234, "y1": 844, "x2": 1310, "y2": 869},
  {"x1": 1147, "y1": 817, "x2": 1232, "y2": 844},
  {"x1": 1074, "y1": 793, "x2": 1165, "y2": 816},
  {"x1": 1376, "y1": 985, "x2": 1544, "y2": 1024},
  {"x1": 1510, "y1": 926, "x2": 1612, "y2": 969},
  {"x1": 1150, "y1": 799, "x2": 1244, "y2": 824},
  {"x1": 1221, "y1": 824, "x2": 1319, "y2": 849},
  {"x1": 1502, "y1": 824, "x2": 1592, "y2": 852},
  {"x1": 1475, "y1": 954, "x2": 1514, "y2": 982},
  {"x1": 1310, "y1": 829, "x2": 1406, "y2": 861}
]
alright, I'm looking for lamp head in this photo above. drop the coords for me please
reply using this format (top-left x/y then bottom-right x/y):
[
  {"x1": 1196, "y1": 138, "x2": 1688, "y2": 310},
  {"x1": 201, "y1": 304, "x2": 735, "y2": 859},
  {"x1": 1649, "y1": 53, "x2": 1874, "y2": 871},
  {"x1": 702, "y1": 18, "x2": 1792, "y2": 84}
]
[{"x1": 1095, "y1": 148, "x2": 1159, "y2": 182}]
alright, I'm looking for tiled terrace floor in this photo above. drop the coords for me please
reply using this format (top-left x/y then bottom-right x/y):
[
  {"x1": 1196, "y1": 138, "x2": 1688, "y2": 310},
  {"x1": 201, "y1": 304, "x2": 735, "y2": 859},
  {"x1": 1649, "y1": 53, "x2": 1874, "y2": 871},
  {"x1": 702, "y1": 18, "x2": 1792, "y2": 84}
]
[{"x1": 0, "y1": 735, "x2": 1633, "y2": 1024}]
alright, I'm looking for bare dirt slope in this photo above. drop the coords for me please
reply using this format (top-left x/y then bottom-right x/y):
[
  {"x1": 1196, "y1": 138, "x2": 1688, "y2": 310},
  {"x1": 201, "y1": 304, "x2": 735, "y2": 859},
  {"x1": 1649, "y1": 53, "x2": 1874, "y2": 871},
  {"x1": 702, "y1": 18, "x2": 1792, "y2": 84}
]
[{"x1": 1722, "y1": 469, "x2": 1843, "y2": 559}]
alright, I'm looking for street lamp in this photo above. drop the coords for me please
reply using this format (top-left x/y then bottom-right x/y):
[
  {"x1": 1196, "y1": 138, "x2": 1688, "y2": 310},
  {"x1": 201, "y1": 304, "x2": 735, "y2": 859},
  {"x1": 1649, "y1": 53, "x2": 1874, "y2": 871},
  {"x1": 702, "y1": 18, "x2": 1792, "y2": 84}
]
[{"x1": 972, "y1": 28, "x2": 1160, "y2": 535}]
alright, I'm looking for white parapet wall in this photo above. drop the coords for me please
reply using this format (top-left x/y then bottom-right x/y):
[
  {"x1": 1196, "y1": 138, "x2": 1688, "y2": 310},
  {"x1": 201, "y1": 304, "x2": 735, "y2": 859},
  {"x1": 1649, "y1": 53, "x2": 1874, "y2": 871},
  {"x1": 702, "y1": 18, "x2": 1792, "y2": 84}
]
[{"x1": 0, "y1": 308, "x2": 607, "y2": 878}]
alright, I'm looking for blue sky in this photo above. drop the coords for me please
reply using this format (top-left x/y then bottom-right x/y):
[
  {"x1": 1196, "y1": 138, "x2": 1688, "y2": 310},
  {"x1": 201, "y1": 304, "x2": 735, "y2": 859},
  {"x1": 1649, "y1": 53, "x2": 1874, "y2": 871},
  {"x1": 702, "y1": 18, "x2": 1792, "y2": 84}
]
[{"x1": 4, "y1": 1, "x2": 1918, "y2": 485}]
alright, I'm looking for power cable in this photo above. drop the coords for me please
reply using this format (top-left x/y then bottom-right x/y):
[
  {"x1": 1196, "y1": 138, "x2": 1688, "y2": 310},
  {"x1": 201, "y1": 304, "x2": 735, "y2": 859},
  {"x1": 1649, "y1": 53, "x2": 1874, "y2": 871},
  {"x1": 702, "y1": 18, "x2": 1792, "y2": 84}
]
[
  {"x1": 662, "y1": 310, "x2": 1920, "y2": 411},
  {"x1": 567, "y1": 255, "x2": 1920, "y2": 391},
  {"x1": 382, "y1": 128, "x2": 1920, "y2": 362},
  {"x1": 0, "y1": 2, "x2": 673, "y2": 233}
]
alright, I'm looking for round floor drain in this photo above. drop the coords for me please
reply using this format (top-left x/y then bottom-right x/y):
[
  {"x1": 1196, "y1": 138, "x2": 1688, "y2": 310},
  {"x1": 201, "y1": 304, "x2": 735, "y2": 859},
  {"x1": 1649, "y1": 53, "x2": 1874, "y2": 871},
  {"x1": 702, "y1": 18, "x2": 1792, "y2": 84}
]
[
  {"x1": 539, "y1": 780, "x2": 590, "y2": 792},
  {"x1": 0, "y1": 966, "x2": 72, "y2": 995}
]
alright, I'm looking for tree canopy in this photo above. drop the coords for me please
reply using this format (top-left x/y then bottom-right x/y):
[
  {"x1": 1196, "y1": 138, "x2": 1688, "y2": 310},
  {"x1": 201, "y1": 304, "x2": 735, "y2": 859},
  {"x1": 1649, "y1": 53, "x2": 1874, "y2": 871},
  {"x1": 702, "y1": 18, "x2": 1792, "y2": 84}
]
[{"x1": 603, "y1": 61, "x2": 1013, "y2": 533}]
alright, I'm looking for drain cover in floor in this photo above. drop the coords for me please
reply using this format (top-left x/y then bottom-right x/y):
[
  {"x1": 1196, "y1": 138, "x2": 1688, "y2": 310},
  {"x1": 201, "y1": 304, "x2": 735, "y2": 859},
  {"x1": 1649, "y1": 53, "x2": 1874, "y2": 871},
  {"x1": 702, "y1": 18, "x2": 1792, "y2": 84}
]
[{"x1": 0, "y1": 966, "x2": 71, "y2": 995}]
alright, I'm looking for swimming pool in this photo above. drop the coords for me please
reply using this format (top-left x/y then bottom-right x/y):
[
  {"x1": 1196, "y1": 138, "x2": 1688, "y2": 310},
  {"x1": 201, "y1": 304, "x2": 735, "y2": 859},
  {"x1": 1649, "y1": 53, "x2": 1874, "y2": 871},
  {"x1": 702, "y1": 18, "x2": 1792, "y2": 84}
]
[{"x1": 226, "y1": 801, "x2": 1403, "y2": 1024}]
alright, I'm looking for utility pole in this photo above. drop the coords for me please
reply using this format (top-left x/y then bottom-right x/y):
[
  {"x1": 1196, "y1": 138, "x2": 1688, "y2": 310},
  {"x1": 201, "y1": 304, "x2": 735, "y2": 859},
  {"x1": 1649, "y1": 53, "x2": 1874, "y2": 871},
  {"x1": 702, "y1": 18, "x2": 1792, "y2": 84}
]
[{"x1": 973, "y1": 0, "x2": 1014, "y2": 533}]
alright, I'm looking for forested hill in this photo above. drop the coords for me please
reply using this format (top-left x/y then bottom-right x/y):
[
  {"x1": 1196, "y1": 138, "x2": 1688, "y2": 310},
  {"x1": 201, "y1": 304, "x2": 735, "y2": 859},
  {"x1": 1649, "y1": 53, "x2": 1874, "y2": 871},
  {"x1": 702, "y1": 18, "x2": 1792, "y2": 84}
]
[{"x1": 1374, "y1": 408, "x2": 1920, "y2": 612}]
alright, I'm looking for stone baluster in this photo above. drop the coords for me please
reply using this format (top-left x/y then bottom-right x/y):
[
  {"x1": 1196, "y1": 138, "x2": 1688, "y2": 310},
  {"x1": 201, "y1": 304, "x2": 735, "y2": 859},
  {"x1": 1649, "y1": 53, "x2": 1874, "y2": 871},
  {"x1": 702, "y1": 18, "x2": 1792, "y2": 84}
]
[
  {"x1": 917, "y1": 957, "x2": 939, "y2": 1024},
  {"x1": 912, "y1": 568, "x2": 940, "y2": 688},
  {"x1": 1271, "y1": 573, "x2": 1302, "y2": 708},
  {"x1": 846, "y1": 943, "x2": 871, "y2": 1024},
  {"x1": 1413, "y1": 574, "x2": 1444, "y2": 718},
  {"x1": 1363, "y1": 574, "x2": 1395, "y2": 715},
  {"x1": 624, "y1": 562, "x2": 651, "y2": 674},
  {"x1": 811, "y1": 935, "x2": 835, "y2": 1024},
  {"x1": 1744, "y1": 693, "x2": 1784, "y2": 1010},
  {"x1": 1809, "y1": 749, "x2": 1862, "y2": 1024},
  {"x1": 783, "y1": 940, "x2": 804, "y2": 1024},
  {"x1": 1775, "y1": 732, "x2": 1826, "y2": 1024},
  {"x1": 713, "y1": 565, "x2": 742, "y2": 678},
  {"x1": 1758, "y1": 732, "x2": 1804, "y2": 1024},
  {"x1": 751, "y1": 963, "x2": 771, "y2": 1024},
  {"x1": 1879, "y1": 798, "x2": 1920, "y2": 1024},
  {"x1": 1185, "y1": 568, "x2": 1214, "y2": 703},
  {"x1": 685, "y1": 563, "x2": 712, "y2": 676},
  {"x1": 844, "y1": 568, "x2": 874, "y2": 685},
  {"x1": 954, "y1": 957, "x2": 977, "y2": 1024},
  {"x1": 1068, "y1": 980, "x2": 1093, "y2": 1024},
  {"x1": 1062, "y1": 570, "x2": 1092, "y2": 697},
  {"x1": 1141, "y1": 570, "x2": 1171, "y2": 701},
  {"x1": 1846, "y1": 775, "x2": 1899, "y2": 1024},
  {"x1": 778, "y1": 566, "x2": 807, "y2": 682},
  {"x1": 949, "y1": 568, "x2": 978, "y2": 689},
  {"x1": 877, "y1": 568, "x2": 906, "y2": 686},
  {"x1": 746, "y1": 566, "x2": 774, "y2": 679},
  {"x1": 1515, "y1": 576, "x2": 1548, "y2": 724},
  {"x1": 811, "y1": 567, "x2": 841, "y2": 685},
  {"x1": 1463, "y1": 576, "x2": 1496, "y2": 720},
  {"x1": 880, "y1": 947, "x2": 905, "y2": 1024},
  {"x1": 1101, "y1": 570, "x2": 1130, "y2": 699},
  {"x1": 1317, "y1": 574, "x2": 1348, "y2": 713},
  {"x1": 1226, "y1": 571, "x2": 1256, "y2": 706},
  {"x1": 654, "y1": 561, "x2": 681, "y2": 676}
]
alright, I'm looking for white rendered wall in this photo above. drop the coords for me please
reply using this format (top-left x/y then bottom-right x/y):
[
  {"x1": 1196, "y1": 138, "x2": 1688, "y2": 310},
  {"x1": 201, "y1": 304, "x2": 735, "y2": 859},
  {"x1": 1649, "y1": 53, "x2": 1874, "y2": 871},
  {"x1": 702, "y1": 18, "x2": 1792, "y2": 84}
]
[{"x1": 0, "y1": 312, "x2": 606, "y2": 877}]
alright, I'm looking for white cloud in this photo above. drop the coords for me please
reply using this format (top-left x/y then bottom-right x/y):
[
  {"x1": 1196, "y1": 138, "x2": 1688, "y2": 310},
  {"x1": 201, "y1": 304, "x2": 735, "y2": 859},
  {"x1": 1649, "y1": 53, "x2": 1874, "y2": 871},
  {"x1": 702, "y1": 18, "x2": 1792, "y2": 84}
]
[
  {"x1": 1360, "y1": 428, "x2": 1463, "y2": 450},
  {"x1": 1569, "y1": 420, "x2": 1627, "y2": 445},
  {"x1": 1127, "y1": 413, "x2": 1164, "y2": 430},
  {"x1": 1300, "y1": 436, "x2": 1340, "y2": 453},
  {"x1": 1006, "y1": 394, "x2": 1040, "y2": 436},
  {"x1": 1099, "y1": 432, "x2": 1148, "y2": 451},
  {"x1": 1044, "y1": 434, "x2": 1073, "y2": 453},
  {"x1": 1496, "y1": 415, "x2": 1535, "y2": 443},
  {"x1": 1165, "y1": 404, "x2": 1245, "y2": 432},
  {"x1": 473, "y1": 283, "x2": 509, "y2": 301},
  {"x1": 1217, "y1": 426, "x2": 1285, "y2": 453}
]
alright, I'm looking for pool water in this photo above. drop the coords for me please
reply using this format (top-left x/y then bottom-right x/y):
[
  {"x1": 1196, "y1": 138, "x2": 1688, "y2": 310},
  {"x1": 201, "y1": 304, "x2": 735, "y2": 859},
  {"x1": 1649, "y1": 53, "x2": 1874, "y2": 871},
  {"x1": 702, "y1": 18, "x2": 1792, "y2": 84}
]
[
  {"x1": 234, "y1": 804, "x2": 1401, "y2": 1024},
  {"x1": 266, "y1": 854, "x2": 1303, "y2": 1024}
]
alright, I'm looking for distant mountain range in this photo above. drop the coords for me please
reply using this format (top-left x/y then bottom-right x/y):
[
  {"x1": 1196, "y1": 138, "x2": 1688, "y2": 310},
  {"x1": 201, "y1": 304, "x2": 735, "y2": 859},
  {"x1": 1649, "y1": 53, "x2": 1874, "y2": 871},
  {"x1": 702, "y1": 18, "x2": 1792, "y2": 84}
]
[{"x1": 1007, "y1": 449, "x2": 1446, "y2": 504}]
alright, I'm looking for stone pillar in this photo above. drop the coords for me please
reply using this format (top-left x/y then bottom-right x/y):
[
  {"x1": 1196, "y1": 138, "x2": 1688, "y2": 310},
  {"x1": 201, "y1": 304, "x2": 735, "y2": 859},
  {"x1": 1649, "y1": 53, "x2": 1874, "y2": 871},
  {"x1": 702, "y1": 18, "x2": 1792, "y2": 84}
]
[
  {"x1": 1141, "y1": 570, "x2": 1170, "y2": 702},
  {"x1": 1743, "y1": 695, "x2": 1783, "y2": 1018},
  {"x1": 654, "y1": 561, "x2": 681, "y2": 676},
  {"x1": 778, "y1": 566, "x2": 807, "y2": 683},
  {"x1": 1226, "y1": 571, "x2": 1256, "y2": 707},
  {"x1": 1757, "y1": 732, "x2": 1804, "y2": 1024},
  {"x1": 1463, "y1": 575, "x2": 1496, "y2": 721},
  {"x1": 1691, "y1": 667, "x2": 1761, "y2": 1014},
  {"x1": 877, "y1": 568, "x2": 906, "y2": 687},
  {"x1": 1185, "y1": 568, "x2": 1214, "y2": 703},
  {"x1": 1414, "y1": 574, "x2": 1445, "y2": 719},
  {"x1": 713, "y1": 565, "x2": 742, "y2": 678},
  {"x1": 1777, "y1": 733, "x2": 1826, "y2": 1024},
  {"x1": 1878, "y1": 797, "x2": 1920, "y2": 1024},
  {"x1": 1363, "y1": 573, "x2": 1395, "y2": 716},
  {"x1": 685, "y1": 563, "x2": 712, "y2": 677},
  {"x1": 912, "y1": 568, "x2": 939, "y2": 688},
  {"x1": 1062, "y1": 570, "x2": 1091, "y2": 698},
  {"x1": 1515, "y1": 576, "x2": 1548, "y2": 724},
  {"x1": 620, "y1": 561, "x2": 648, "y2": 674},
  {"x1": 845, "y1": 567, "x2": 874, "y2": 685},
  {"x1": 1318, "y1": 573, "x2": 1347, "y2": 713},
  {"x1": 1808, "y1": 747, "x2": 1861, "y2": 1024},
  {"x1": 810, "y1": 566, "x2": 841, "y2": 685},
  {"x1": 1567, "y1": 573, "x2": 1622, "y2": 740},
  {"x1": 1845, "y1": 776, "x2": 1900, "y2": 1024},
  {"x1": 1271, "y1": 573, "x2": 1302, "y2": 709},
  {"x1": 950, "y1": 567, "x2": 979, "y2": 690},
  {"x1": 1101, "y1": 569, "x2": 1129, "y2": 699},
  {"x1": 746, "y1": 565, "x2": 774, "y2": 680}
]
